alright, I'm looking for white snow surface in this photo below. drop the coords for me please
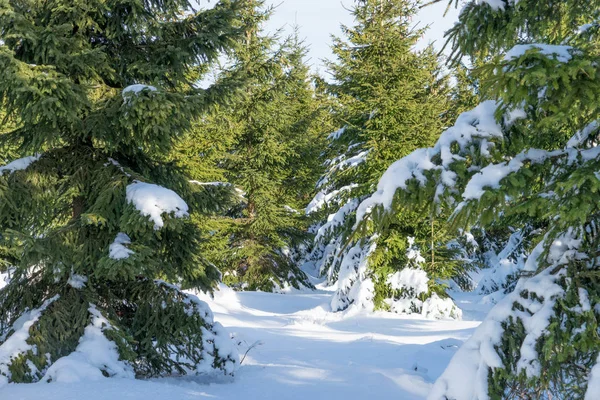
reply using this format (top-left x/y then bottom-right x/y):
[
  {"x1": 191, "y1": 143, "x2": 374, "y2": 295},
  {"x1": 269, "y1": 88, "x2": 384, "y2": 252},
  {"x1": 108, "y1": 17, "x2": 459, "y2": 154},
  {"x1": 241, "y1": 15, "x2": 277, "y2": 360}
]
[
  {"x1": 0, "y1": 155, "x2": 41, "y2": 174},
  {"x1": 109, "y1": 233, "x2": 134, "y2": 260},
  {"x1": 2, "y1": 282, "x2": 485, "y2": 400},
  {"x1": 126, "y1": 181, "x2": 189, "y2": 230}
]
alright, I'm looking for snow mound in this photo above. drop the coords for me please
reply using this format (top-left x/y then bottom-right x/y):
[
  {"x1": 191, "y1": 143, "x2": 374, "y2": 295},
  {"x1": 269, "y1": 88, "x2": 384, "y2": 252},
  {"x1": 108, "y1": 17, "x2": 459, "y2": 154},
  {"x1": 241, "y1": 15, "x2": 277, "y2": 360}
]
[
  {"x1": 126, "y1": 181, "x2": 189, "y2": 230},
  {"x1": 43, "y1": 305, "x2": 134, "y2": 383},
  {"x1": 0, "y1": 155, "x2": 41, "y2": 175}
]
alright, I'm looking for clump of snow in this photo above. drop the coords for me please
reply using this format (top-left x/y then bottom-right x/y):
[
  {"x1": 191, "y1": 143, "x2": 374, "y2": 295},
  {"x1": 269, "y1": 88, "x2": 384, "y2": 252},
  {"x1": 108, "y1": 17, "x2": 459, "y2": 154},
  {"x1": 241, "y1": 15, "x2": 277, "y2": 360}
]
[
  {"x1": 387, "y1": 268, "x2": 429, "y2": 295},
  {"x1": 504, "y1": 107, "x2": 527, "y2": 127},
  {"x1": 0, "y1": 155, "x2": 41, "y2": 175},
  {"x1": 43, "y1": 305, "x2": 134, "y2": 383},
  {"x1": 0, "y1": 295, "x2": 60, "y2": 387},
  {"x1": 504, "y1": 44, "x2": 575, "y2": 63},
  {"x1": 126, "y1": 181, "x2": 189, "y2": 230},
  {"x1": 314, "y1": 199, "x2": 359, "y2": 242},
  {"x1": 67, "y1": 273, "x2": 88, "y2": 289},
  {"x1": 327, "y1": 126, "x2": 346, "y2": 140},
  {"x1": 122, "y1": 84, "x2": 157, "y2": 101},
  {"x1": 109, "y1": 233, "x2": 134, "y2": 260}
]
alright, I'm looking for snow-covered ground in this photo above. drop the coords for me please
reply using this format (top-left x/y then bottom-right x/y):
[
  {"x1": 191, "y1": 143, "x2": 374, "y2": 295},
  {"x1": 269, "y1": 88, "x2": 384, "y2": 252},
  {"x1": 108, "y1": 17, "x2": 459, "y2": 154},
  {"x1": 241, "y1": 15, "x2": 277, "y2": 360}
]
[{"x1": 2, "y1": 284, "x2": 485, "y2": 400}]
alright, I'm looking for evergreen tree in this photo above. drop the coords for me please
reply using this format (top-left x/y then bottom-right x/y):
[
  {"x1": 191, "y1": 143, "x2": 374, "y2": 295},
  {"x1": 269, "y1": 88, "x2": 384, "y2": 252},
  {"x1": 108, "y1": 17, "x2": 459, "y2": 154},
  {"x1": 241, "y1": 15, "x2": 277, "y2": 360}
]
[
  {"x1": 182, "y1": 3, "x2": 333, "y2": 292},
  {"x1": 0, "y1": 0, "x2": 246, "y2": 385},
  {"x1": 354, "y1": 0, "x2": 600, "y2": 397},
  {"x1": 306, "y1": 0, "x2": 459, "y2": 317}
]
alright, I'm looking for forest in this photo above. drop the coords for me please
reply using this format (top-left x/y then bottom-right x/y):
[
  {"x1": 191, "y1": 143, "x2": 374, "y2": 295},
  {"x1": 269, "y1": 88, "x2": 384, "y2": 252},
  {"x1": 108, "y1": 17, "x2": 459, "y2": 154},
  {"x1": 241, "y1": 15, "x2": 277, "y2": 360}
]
[{"x1": 0, "y1": 0, "x2": 599, "y2": 399}]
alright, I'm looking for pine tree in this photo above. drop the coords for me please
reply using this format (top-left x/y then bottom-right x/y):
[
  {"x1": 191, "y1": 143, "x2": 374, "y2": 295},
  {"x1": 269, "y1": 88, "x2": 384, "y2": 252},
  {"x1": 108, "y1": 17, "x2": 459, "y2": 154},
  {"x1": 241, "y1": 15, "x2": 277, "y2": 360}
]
[
  {"x1": 0, "y1": 0, "x2": 246, "y2": 385},
  {"x1": 354, "y1": 0, "x2": 600, "y2": 398},
  {"x1": 306, "y1": 0, "x2": 460, "y2": 317},
  {"x1": 182, "y1": 3, "x2": 332, "y2": 292}
]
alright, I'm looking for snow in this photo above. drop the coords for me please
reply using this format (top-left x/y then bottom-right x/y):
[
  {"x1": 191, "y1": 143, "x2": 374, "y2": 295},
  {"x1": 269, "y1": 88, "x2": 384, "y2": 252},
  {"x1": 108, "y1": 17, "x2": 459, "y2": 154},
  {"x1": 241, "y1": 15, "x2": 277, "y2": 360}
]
[
  {"x1": 0, "y1": 155, "x2": 41, "y2": 175},
  {"x1": 476, "y1": 0, "x2": 507, "y2": 11},
  {"x1": 586, "y1": 355, "x2": 600, "y2": 400},
  {"x1": 0, "y1": 271, "x2": 9, "y2": 290},
  {"x1": 460, "y1": 148, "x2": 560, "y2": 202},
  {"x1": 504, "y1": 44, "x2": 575, "y2": 63},
  {"x1": 567, "y1": 120, "x2": 599, "y2": 148},
  {"x1": 126, "y1": 181, "x2": 189, "y2": 230},
  {"x1": 43, "y1": 305, "x2": 134, "y2": 383},
  {"x1": 3, "y1": 283, "x2": 483, "y2": 400},
  {"x1": 306, "y1": 184, "x2": 357, "y2": 214},
  {"x1": 67, "y1": 273, "x2": 88, "y2": 289},
  {"x1": 476, "y1": 229, "x2": 527, "y2": 296},
  {"x1": 327, "y1": 126, "x2": 346, "y2": 140},
  {"x1": 330, "y1": 239, "x2": 378, "y2": 312},
  {"x1": 109, "y1": 233, "x2": 134, "y2": 260},
  {"x1": 0, "y1": 295, "x2": 60, "y2": 387},
  {"x1": 122, "y1": 84, "x2": 157, "y2": 100},
  {"x1": 579, "y1": 23, "x2": 595, "y2": 34},
  {"x1": 387, "y1": 268, "x2": 429, "y2": 295}
]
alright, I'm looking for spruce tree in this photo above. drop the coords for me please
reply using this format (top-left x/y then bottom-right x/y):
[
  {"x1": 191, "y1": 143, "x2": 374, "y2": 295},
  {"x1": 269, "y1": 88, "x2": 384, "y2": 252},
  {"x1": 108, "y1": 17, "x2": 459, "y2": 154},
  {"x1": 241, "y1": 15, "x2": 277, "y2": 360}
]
[
  {"x1": 0, "y1": 0, "x2": 245, "y2": 385},
  {"x1": 354, "y1": 0, "x2": 600, "y2": 397},
  {"x1": 306, "y1": 0, "x2": 459, "y2": 317},
  {"x1": 182, "y1": 3, "x2": 332, "y2": 292}
]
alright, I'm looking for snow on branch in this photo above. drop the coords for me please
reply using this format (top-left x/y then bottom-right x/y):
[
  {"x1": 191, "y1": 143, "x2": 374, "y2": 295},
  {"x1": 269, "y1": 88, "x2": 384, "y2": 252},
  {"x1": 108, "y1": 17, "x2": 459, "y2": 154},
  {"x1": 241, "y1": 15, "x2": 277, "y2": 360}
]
[
  {"x1": 109, "y1": 233, "x2": 134, "y2": 260},
  {"x1": 126, "y1": 181, "x2": 189, "y2": 230},
  {"x1": 42, "y1": 305, "x2": 134, "y2": 383},
  {"x1": 355, "y1": 101, "x2": 506, "y2": 224},
  {"x1": 0, "y1": 154, "x2": 41, "y2": 175},
  {"x1": 504, "y1": 44, "x2": 577, "y2": 63},
  {"x1": 0, "y1": 295, "x2": 60, "y2": 387}
]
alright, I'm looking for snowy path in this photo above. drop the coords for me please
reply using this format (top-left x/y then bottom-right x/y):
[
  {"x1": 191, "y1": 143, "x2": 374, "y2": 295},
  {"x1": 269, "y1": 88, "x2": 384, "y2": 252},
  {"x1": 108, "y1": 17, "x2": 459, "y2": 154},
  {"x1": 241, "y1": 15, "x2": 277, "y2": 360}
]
[{"x1": 2, "y1": 287, "x2": 482, "y2": 400}]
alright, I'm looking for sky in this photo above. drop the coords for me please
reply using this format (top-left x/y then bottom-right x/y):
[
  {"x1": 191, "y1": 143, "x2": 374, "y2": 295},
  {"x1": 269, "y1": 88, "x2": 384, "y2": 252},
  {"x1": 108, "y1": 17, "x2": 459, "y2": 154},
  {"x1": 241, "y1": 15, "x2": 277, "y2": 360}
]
[{"x1": 264, "y1": 0, "x2": 462, "y2": 74}]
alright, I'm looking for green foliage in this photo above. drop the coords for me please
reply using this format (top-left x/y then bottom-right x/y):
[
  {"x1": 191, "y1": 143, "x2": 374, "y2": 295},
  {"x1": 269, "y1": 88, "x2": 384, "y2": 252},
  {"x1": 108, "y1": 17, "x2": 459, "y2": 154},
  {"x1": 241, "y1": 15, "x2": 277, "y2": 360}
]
[
  {"x1": 178, "y1": 2, "x2": 334, "y2": 291},
  {"x1": 0, "y1": 0, "x2": 246, "y2": 383}
]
